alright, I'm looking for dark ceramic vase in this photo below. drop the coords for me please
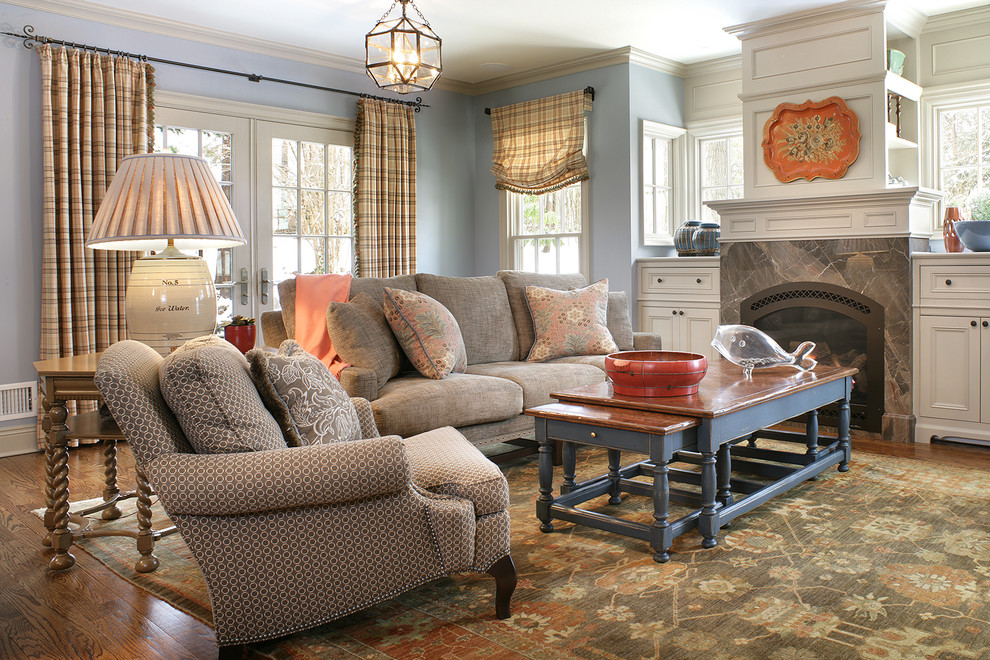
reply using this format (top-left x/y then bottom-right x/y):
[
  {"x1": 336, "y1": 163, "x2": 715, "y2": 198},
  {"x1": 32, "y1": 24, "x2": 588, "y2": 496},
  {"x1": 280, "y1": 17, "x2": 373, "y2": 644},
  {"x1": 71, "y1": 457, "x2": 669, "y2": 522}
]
[
  {"x1": 674, "y1": 220, "x2": 701, "y2": 256},
  {"x1": 223, "y1": 324, "x2": 256, "y2": 354}
]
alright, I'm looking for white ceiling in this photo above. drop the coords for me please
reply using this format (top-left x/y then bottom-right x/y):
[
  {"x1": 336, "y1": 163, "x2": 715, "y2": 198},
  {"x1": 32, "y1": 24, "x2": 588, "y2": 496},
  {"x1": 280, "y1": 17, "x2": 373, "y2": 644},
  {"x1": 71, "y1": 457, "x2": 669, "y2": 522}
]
[{"x1": 66, "y1": 0, "x2": 990, "y2": 84}]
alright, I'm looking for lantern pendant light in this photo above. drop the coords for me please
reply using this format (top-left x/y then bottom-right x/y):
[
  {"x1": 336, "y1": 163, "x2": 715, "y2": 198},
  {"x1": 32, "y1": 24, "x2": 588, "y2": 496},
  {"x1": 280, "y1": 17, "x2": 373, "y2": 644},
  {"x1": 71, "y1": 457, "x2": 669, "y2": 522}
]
[{"x1": 365, "y1": 0, "x2": 442, "y2": 94}]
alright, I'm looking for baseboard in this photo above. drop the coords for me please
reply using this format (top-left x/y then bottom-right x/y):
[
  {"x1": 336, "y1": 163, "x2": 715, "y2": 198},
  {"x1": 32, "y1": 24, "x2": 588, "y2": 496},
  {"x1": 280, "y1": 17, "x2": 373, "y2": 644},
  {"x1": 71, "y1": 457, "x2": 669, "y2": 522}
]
[{"x1": 0, "y1": 423, "x2": 41, "y2": 457}]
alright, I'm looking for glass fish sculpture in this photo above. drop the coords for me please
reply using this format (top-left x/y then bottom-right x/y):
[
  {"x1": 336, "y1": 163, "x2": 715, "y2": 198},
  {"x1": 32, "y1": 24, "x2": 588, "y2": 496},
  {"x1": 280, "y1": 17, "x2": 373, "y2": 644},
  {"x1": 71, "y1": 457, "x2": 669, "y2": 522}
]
[{"x1": 711, "y1": 324, "x2": 817, "y2": 378}]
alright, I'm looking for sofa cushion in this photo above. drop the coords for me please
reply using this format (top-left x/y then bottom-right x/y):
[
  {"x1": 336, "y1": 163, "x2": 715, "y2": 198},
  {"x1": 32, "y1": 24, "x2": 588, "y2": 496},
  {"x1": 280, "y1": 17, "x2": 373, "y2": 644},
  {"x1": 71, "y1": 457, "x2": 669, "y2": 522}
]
[
  {"x1": 525, "y1": 279, "x2": 618, "y2": 362},
  {"x1": 373, "y1": 373, "x2": 523, "y2": 438},
  {"x1": 415, "y1": 274, "x2": 517, "y2": 365},
  {"x1": 384, "y1": 288, "x2": 468, "y2": 380},
  {"x1": 497, "y1": 270, "x2": 587, "y2": 360},
  {"x1": 607, "y1": 291, "x2": 635, "y2": 351},
  {"x1": 247, "y1": 340, "x2": 362, "y2": 446},
  {"x1": 466, "y1": 361, "x2": 606, "y2": 409},
  {"x1": 326, "y1": 292, "x2": 402, "y2": 389},
  {"x1": 550, "y1": 354, "x2": 607, "y2": 370},
  {"x1": 402, "y1": 426, "x2": 509, "y2": 516},
  {"x1": 159, "y1": 336, "x2": 286, "y2": 454}
]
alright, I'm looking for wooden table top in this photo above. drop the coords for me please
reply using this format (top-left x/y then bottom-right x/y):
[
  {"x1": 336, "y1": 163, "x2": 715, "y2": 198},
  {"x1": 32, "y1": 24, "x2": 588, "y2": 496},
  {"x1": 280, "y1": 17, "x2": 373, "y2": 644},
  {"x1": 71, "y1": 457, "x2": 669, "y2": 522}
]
[
  {"x1": 33, "y1": 352, "x2": 103, "y2": 378},
  {"x1": 551, "y1": 360, "x2": 858, "y2": 419},
  {"x1": 526, "y1": 401, "x2": 699, "y2": 435}
]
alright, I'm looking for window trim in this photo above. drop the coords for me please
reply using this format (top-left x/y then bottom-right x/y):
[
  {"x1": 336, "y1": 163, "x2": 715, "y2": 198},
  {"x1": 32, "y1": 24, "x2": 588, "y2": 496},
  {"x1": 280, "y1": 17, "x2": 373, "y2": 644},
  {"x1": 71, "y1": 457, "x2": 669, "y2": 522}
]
[
  {"x1": 641, "y1": 119, "x2": 686, "y2": 246},
  {"x1": 922, "y1": 80, "x2": 990, "y2": 228}
]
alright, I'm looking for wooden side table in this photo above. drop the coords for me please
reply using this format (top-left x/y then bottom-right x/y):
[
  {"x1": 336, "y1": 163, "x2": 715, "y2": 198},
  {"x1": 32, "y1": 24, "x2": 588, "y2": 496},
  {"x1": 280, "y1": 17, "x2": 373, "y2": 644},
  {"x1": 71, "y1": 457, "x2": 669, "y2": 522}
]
[{"x1": 34, "y1": 353, "x2": 176, "y2": 572}]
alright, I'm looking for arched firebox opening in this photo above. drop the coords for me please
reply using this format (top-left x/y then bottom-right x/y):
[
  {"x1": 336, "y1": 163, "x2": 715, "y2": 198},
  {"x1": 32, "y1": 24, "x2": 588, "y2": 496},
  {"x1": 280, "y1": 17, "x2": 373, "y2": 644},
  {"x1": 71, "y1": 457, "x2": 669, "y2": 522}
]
[{"x1": 741, "y1": 282, "x2": 884, "y2": 432}]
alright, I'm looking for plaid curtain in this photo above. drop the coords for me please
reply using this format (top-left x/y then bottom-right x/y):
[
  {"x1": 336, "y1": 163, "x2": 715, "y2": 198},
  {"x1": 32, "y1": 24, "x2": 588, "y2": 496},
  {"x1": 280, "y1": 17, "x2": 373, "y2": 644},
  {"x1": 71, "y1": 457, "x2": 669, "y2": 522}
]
[
  {"x1": 36, "y1": 45, "x2": 154, "y2": 447},
  {"x1": 353, "y1": 98, "x2": 417, "y2": 277},
  {"x1": 490, "y1": 89, "x2": 592, "y2": 195}
]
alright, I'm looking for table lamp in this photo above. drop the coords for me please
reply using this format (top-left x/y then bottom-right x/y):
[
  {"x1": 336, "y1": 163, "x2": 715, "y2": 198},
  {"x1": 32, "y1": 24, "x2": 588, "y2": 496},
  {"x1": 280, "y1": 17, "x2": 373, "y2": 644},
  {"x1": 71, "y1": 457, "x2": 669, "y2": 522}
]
[{"x1": 86, "y1": 153, "x2": 246, "y2": 355}]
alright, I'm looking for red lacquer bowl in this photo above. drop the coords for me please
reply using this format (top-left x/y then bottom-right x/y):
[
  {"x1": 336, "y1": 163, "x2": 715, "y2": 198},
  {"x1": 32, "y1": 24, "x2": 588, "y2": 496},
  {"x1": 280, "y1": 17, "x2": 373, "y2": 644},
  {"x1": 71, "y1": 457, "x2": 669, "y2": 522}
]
[{"x1": 605, "y1": 350, "x2": 708, "y2": 397}]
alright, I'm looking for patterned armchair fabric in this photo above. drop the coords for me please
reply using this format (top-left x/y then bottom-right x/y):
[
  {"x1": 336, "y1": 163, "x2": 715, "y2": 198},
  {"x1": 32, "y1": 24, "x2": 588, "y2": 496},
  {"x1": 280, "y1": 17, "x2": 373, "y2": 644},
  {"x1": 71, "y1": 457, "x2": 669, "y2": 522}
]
[{"x1": 95, "y1": 340, "x2": 515, "y2": 654}]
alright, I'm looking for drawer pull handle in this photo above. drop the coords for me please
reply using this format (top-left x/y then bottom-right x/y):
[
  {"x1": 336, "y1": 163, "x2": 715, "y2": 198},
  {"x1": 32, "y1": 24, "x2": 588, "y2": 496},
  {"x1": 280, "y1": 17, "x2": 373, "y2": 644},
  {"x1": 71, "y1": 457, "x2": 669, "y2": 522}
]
[
  {"x1": 946, "y1": 279, "x2": 952, "y2": 286},
  {"x1": 696, "y1": 278, "x2": 702, "y2": 284},
  {"x1": 657, "y1": 277, "x2": 663, "y2": 283},
  {"x1": 672, "y1": 310, "x2": 677, "y2": 315},
  {"x1": 590, "y1": 432, "x2": 597, "y2": 438},
  {"x1": 679, "y1": 310, "x2": 685, "y2": 316},
  {"x1": 972, "y1": 320, "x2": 978, "y2": 327},
  {"x1": 984, "y1": 321, "x2": 989, "y2": 328}
]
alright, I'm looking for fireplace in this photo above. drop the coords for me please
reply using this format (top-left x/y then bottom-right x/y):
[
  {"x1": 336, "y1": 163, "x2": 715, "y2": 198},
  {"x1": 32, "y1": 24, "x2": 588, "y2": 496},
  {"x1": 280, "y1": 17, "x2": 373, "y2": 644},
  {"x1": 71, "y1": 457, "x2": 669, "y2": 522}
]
[{"x1": 740, "y1": 282, "x2": 884, "y2": 432}]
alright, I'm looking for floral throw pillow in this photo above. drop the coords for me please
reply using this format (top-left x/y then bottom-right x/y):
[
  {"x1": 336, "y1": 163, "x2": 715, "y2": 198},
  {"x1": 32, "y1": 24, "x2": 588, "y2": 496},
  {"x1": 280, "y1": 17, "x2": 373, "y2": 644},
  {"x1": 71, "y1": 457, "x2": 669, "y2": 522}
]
[
  {"x1": 246, "y1": 340, "x2": 362, "y2": 446},
  {"x1": 383, "y1": 288, "x2": 467, "y2": 380},
  {"x1": 525, "y1": 278, "x2": 619, "y2": 362}
]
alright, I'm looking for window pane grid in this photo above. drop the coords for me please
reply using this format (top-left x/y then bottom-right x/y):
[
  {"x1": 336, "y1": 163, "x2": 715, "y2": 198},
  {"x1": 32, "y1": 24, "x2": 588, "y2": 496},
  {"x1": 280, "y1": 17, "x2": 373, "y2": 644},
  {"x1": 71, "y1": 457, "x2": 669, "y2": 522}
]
[
  {"x1": 699, "y1": 135, "x2": 743, "y2": 223},
  {"x1": 507, "y1": 183, "x2": 582, "y2": 275},
  {"x1": 938, "y1": 104, "x2": 990, "y2": 216},
  {"x1": 644, "y1": 135, "x2": 673, "y2": 238}
]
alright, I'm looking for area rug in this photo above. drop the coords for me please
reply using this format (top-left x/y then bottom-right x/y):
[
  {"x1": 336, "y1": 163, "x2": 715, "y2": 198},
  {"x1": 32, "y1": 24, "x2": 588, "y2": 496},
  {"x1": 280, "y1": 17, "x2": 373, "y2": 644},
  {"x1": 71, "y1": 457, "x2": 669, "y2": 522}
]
[{"x1": 60, "y1": 446, "x2": 990, "y2": 659}]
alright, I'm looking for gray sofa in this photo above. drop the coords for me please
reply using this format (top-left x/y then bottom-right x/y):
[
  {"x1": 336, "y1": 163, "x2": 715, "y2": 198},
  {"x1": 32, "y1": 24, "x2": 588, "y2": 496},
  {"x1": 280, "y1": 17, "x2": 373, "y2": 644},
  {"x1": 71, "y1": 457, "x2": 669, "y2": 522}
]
[{"x1": 261, "y1": 270, "x2": 662, "y2": 447}]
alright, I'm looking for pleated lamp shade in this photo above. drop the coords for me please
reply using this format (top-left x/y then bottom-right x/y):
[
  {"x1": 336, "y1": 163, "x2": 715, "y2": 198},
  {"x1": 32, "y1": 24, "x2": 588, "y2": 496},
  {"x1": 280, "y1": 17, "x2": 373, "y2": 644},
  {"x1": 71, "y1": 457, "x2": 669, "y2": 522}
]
[
  {"x1": 87, "y1": 153, "x2": 245, "y2": 252},
  {"x1": 87, "y1": 153, "x2": 247, "y2": 355}
]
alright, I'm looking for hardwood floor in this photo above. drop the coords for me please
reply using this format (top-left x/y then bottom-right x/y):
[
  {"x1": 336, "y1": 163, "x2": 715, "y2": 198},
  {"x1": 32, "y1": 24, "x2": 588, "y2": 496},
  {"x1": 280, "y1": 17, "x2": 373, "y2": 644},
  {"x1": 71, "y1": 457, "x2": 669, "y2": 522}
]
[{"x1": 0, "y1": 436, "x2": 987, "y2": 659}]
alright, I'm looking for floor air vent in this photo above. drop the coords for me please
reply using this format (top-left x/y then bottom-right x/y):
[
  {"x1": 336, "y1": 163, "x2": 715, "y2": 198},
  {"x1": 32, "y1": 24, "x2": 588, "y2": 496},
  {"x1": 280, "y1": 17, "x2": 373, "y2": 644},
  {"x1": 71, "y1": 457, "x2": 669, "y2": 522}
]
[{"x1": 0, "y1": 382, "x2": 37, "y2": 421}]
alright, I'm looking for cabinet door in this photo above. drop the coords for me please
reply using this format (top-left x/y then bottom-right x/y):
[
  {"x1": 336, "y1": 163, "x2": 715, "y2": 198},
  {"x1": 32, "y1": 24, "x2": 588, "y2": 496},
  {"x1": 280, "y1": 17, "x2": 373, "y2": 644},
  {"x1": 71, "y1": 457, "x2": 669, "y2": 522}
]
[
  {"x1": 639, "y1": 304, "x2": 677, "y2": 351},
  {"x1": 982, "y1": 318, "x2": 990, "y2": 423},
  {"x1": 918, "y1": 316, "x2": 981, "y2": 423},
  {"x1": 682, "y1": 308, "x2": 720, "y2": 361}
]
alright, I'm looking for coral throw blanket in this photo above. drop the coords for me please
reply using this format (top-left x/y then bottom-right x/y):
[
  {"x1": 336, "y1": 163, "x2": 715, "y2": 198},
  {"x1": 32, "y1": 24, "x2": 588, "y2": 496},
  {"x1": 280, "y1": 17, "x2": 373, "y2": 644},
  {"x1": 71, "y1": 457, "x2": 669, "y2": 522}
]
[{"x1": 294, "y1": 273, "x2": 352, "y2": 377}]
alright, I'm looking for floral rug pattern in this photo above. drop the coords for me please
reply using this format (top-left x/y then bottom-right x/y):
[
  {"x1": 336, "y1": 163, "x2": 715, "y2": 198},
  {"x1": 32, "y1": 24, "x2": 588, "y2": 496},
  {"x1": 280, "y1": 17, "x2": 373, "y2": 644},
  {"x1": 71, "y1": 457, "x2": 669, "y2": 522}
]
[{"x1": 69, "y1": 446, "x2": 990, "y2": 659}]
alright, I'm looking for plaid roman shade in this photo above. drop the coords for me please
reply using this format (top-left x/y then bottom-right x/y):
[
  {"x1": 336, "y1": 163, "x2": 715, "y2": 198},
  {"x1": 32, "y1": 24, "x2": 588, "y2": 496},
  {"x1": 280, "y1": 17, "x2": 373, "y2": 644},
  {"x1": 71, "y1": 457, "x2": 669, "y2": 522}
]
[
  {"x1": 490, "y1": 89, "x2": 592, "y2": 195},
  {"x1": 354, "y1": 98, "x2": 417, "y2": 277},
  {"x1": 36, "y1": 45, "x2": 154, "y2": 447}
]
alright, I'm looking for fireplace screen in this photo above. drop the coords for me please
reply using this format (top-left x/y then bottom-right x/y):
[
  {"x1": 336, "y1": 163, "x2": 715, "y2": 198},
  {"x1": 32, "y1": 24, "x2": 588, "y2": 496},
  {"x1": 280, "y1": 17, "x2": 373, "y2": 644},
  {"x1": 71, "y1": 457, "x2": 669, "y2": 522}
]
[{"x1": 741, "y1": 283, "x2": 884, "y2": 432}]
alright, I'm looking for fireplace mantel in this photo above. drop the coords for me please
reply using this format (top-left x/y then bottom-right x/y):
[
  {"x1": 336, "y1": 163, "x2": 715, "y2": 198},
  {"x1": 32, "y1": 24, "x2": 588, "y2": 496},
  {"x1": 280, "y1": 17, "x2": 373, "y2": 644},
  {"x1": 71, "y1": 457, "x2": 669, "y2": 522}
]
[{"x1": 706, "y1": 186, "x2": 941, "y2": 244}]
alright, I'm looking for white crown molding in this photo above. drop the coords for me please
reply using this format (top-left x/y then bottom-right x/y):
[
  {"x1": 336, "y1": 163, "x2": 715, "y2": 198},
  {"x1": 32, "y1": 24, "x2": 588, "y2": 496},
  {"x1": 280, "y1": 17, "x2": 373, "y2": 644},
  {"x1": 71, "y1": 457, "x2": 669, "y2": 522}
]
[
  {"x1": 922, "y1": 4, "x2": 990, "y2": 33},
  {"x1": 626, "y1": 47, "x2": 688, "y2": 78},
  {"x1": 886, "y1": 3, "x2": 928, "y2": 39},
  {"x1": 725, "y1": 0, "x2": 887, "y2": 39},
  {"x1": 684, "y1": 54, "x2": 742, "y2": 79}
]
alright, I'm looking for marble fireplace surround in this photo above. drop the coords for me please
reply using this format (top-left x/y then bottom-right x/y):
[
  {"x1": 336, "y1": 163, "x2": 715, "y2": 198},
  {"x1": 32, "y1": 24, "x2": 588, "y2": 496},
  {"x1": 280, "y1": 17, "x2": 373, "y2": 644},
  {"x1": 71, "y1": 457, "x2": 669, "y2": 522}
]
[{"x1": 718, "y1": 236, "x2": 929, "y2": 443}]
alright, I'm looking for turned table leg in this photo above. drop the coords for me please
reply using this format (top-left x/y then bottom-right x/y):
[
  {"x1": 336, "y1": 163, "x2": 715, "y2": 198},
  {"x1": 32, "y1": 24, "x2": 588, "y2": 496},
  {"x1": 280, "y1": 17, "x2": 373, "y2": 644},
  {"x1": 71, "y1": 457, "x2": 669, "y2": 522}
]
[
  {"x1": 47, "y1": 400, "x2": 75, "y2": 570},
  {"x1": 650, "y1": 458, "x2": 671, "y2": 563},
  {"x1": 134, "y1": 468, "x2": 160, "y2": 573},
  {"x1": 101, "y1": 438, "x2": 122, "y2": 520},
  {"x1": 699, "y1": 451, "x2": 719, "y2": 549}
]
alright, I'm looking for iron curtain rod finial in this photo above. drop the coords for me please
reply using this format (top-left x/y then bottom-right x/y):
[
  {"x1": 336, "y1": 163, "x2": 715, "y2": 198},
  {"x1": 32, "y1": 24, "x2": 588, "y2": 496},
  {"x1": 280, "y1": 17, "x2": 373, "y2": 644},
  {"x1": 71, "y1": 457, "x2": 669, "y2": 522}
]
[{"x1": 484, "y1": 86, "x2": 595, "y2": 115}]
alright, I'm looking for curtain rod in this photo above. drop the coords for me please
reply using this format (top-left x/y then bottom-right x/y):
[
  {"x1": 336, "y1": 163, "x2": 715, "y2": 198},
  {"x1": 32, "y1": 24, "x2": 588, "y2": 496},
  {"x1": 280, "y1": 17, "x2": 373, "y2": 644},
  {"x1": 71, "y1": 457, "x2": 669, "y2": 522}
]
[
  {"x1": 1, "y1": 25, "x2": 430, "y2": 112},
  {"x1": 484, "y1": 86, "x2": 594, "y2": 115}
]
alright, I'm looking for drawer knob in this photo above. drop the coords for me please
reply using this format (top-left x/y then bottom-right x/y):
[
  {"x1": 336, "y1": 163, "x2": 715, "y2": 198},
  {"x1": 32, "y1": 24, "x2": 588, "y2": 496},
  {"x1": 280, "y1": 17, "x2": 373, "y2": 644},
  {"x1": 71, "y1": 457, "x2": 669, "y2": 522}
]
[
  {"x1": 590, "y1": 432, "x2": 597, "y2": 438},
  {"x1": 657, "y1": 277, "x2": 663, "y2": 283},
  {"x1": 946, "y1": 279, "x2": 952, "y2": 286},
  {"x1": 679, "y1": 310, "x2": 685, "y2": 316},
  {"x1": 672, "y1": 310, "x2": 677, "y2": 315},
  {"x1": 972, "y1": 320, "x2": 978, "y2": 327},
  {"x1": 696, "y1": 278, "x2": 702, "y2": 284},
  {"x1": 984, "y1": 321, "x2": 989, "y2": 328}
]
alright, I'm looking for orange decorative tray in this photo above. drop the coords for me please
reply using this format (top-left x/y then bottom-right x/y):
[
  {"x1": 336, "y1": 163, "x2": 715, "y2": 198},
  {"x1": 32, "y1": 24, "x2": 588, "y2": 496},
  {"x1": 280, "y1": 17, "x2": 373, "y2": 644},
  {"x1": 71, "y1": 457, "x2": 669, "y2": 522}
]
[{"x1": 762, "y1": 97, "x2": 861, "y2": 183}]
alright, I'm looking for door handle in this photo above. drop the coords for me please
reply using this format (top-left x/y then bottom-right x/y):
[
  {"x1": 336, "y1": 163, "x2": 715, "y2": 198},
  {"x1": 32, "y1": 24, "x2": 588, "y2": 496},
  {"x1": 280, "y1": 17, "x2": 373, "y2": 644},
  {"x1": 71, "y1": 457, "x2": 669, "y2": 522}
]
[
  {"x1": 239, "y1": 268, "x2": 249, "y2": 305},
  {"x1": 260, "y1": 268, "x2": 270, "y2": 305}
]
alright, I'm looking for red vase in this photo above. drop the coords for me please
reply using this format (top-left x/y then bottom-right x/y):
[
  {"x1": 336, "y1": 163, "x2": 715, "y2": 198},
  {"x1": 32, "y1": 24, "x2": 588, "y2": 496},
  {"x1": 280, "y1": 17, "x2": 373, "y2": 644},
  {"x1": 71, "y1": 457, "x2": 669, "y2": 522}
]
[
  {"x1": 223, "y1": 324, "x2": 256, "y2": 353},
  {"x1": 943, "y1": 207, "x2": 965, "y2": 253}
]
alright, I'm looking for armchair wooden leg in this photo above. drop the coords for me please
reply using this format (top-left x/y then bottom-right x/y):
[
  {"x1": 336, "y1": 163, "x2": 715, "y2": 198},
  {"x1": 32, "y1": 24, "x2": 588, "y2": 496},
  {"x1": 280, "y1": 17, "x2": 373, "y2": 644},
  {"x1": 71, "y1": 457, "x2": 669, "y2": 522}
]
[
  {"x1": 217, "y1": 643, "x2": 244, "y2": 659},
  {"x1": 486, "y1": 555, "x2": 517, "y2": 619}
]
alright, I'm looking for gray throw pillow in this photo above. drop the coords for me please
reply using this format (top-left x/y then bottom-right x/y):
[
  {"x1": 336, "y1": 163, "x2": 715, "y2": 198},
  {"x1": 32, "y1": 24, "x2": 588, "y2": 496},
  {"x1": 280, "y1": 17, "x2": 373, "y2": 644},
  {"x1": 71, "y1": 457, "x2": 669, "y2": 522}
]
[
  {"x1": 159, "y1": 335, "x2": 287, "y2": 454},
  {"x1": 247, "y1": 340, "x2": 362, "y2": 446},
  {"x1": 326, "y1": 292, "x2": 402, "y2": 388}
]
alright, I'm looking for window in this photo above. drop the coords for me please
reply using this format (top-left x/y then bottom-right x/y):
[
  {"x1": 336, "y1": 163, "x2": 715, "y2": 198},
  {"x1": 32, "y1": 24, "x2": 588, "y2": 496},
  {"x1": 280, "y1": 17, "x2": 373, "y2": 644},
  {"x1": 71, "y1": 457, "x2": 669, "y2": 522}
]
[
  {"x1": 642, "y1": 120, "x2": 686, "y2": 245},
  {"x1": 503, "y1": 183, "x2": 587, "y2": 275},
  {"x1": 269, "y1": 137, "x2": 354, "y2": 282},
  {"x1": 698, "y1": 134, "x2": 744, "y2": 222},
  {"x1": 936, "y1": 103, "x2": 990, "y2": 212}
]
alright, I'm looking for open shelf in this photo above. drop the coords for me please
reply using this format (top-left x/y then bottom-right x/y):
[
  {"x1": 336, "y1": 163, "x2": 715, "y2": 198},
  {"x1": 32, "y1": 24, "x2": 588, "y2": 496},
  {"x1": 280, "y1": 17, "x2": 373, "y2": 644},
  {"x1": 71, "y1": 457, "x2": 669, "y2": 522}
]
[{"x1": 886, "y1": 123, "x2": 918, "y2": 150}]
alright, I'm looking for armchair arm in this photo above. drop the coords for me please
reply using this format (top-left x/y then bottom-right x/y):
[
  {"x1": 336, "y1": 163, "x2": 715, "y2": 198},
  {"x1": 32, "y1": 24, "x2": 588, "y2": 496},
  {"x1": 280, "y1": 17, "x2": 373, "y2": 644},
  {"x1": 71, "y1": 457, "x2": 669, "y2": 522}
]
[
  {"x1": 147, "y1": 435, "x2": 409, "y2": 516},
  {"x1": 351, "y1": 397, "x2": 381, "y2": 438},
  {"x1": 339, "y1": 366, "x2": 378, "y2": 400},
  {"x1": 261, "y1": 310, "x2": 288, "y2": 347},
  {"x1": 632, "y1": 331, "x2": 663, "y2": 351}
]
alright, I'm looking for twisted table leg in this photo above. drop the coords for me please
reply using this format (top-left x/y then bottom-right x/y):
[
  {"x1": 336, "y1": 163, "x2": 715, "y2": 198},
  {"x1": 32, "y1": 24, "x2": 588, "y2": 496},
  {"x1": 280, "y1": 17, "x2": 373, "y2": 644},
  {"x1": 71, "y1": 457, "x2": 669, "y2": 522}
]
[
  {"x1": 134, "y1": 468, "x2": 160, "y2": 573},
  {"x1": 41, "y1": 396, "x2": 55, "y2": 547},
  {"x1": 48, "y1": 401, "x2": 75, "y2": 570},
  {"x1": 101, "y1": 438, "x2": 122, "y2": 520}
]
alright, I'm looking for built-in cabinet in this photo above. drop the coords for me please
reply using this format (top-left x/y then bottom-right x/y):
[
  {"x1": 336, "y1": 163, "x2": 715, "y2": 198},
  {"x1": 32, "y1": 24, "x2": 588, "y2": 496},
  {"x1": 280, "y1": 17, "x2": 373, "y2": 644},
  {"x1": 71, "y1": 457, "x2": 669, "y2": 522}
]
[
  {"x1": 637, "y1": 257, "x2": 720, "y2": 361},
  {"x1": 912, "y1": 253, "x2": 990, "y2": 446}
]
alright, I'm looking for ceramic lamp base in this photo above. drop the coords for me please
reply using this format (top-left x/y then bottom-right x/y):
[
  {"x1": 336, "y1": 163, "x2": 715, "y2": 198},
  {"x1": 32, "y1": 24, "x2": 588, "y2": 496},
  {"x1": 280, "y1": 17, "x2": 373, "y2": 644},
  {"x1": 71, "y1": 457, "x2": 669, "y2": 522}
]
[{"x1": 125, "y1": 247, "x2": 217, "y2": 355}]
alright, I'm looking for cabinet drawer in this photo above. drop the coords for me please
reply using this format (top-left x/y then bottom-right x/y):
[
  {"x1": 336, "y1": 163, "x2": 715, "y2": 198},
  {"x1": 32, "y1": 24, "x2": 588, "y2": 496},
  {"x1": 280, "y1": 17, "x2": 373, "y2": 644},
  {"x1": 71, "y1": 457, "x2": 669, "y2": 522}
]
[
  {"x1": 640, "y1": 267, "x2": 719, "y2": 299},
  {"x1": 919, "y1": 266, "x2": 990, "y2": 304}
]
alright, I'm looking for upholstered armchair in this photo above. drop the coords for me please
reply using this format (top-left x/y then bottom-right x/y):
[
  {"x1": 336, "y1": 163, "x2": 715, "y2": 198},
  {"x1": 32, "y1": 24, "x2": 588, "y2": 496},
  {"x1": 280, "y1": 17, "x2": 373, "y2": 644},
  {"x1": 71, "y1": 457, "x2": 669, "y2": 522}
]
[{"x1": 95, "y1": 340, "x2": 516, "y2": 658}]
